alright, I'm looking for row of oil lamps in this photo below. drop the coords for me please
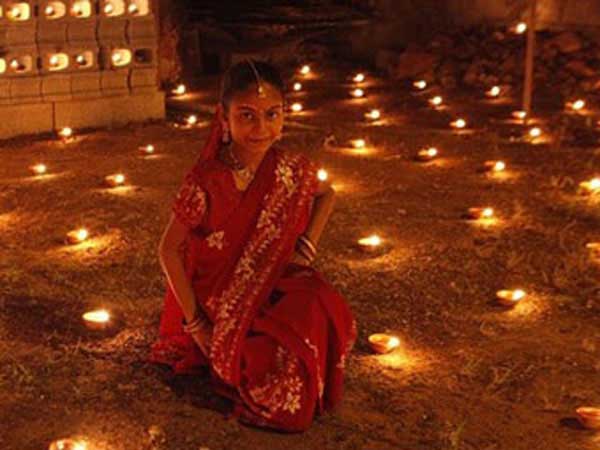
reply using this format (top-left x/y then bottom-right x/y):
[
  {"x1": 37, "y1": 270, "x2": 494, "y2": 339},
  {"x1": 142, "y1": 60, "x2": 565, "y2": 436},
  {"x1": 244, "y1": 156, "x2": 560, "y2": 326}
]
[{"x1": 40, "y1": 62, "x2": 600, "y2": 448}]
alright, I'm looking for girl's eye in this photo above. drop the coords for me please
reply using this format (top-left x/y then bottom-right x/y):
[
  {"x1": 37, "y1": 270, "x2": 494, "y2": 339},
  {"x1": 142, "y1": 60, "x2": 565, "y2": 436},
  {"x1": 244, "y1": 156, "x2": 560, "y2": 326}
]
[
  {"x1": 268, "y1": 111, "x2": 280, "y2": 120},
  {"x1": 241, "y1": 112, "x2": 254, "y2": 120}
]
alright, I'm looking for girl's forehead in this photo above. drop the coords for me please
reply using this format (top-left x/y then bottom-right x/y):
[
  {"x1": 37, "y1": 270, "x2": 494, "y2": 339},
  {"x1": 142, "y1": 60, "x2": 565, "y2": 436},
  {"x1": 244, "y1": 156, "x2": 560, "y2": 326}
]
[{"x1": 230, "y1": 84, "x2": 283, "y2": 110}]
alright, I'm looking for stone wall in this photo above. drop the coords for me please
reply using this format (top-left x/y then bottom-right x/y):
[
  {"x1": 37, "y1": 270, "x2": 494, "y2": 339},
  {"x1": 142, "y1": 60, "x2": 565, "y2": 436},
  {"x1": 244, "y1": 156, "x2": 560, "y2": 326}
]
[{"x1": 0, "y1": 0, "x2": 165, "y2": 140}]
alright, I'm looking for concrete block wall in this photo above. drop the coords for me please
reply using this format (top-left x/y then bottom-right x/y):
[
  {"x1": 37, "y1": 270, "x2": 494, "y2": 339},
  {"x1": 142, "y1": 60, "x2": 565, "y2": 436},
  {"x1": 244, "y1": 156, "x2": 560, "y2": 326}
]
[{"x1": 0, "y1": 0, "x2": 164, "y2": 139}]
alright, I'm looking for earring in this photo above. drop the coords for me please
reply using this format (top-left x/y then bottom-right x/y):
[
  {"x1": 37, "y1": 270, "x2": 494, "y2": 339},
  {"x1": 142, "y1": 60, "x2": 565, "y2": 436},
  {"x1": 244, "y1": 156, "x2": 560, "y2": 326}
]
[{"x1": 222, "y1": 127, "x2": 230, "y2": 144}]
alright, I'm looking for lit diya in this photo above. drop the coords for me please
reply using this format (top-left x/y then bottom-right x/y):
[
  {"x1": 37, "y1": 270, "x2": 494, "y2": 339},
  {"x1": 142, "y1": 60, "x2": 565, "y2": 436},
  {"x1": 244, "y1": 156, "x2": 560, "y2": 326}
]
[
  {"x1": 496, "y1": 289, "x2": 526, "y2": 307},
  {"x1": 139, "y1": 144, "x2": 155, "y2": 155},
  {"x1": 317, "y1": 168, "x2": 328, "y2": 182},
  {"x1": 575, "y1": 407, "x2": 600, "y2": 430},
  {"x1": 351, "y1": 139, "x2": 366, "y2": 149},
  {"x1": 513, "y1": 22, "x2": 527, "y2": 34},
  {"x1": 104, "y1": 173, "x2": 126, "y2": 187},
  {"x1": 58, "y1": 127, "x2": 73, "y2": 140},
  {"x1": 48, "y1": 438, "x2": 88, "y2": 450},
  {"x1": 353, "y1": 73, "x2": 365, "y2": 83},
  {"x1": 365, "y1": 109, "x2": 381, "y2": 120},
  {"x1": 351, "y1": 88, "x2": 365, "y2": 98},
  {"x1": 290, "y1": 102, "x2": 303, "y2": 113},
  {"x1": 66, "y1": 228, "x2": 89, "y2": 245},
  {"x1": 486, "y1": 86, "x2": 501, "y2": 98},
  {"x1": 528, "y1": 127, "x2": 542, "y2": 138},
  {"x1": 172, "y1": 84, "x2": 186, "y2": 96},
  {"x1": 368, "y1": 333, "x2": 400, "y2": 354},
  {"x1": 185, "y1": 115, "x2": 198, "y2": 126},
  {"x1": 567, "y1": 99, "x2": 585, "y2": 111},
  {"x1": 82, "y1": 309, "x2": 111, "y2": 331},
  {"x1": 300, "y1": 65, "x2": 311, "y2": 75},
  {"x1": 512, "y1": 110, "x2": 527, "y2": 120},
  {"x1": 30, "y1": 163, "x2": 48, "y2": 175},
  {"x1": 483, "y1": 160, "x2": 506, "y2": 173},
  {"x1": 416, "y1": 147, "x2": 438, "y2": 162},
  {"x1": 466, "y1": 207, "x2": 494, "y2": 220},
  {"x1": 293, "y1": 82, "x2": 302, "y2": 92},
  {"x1": 450, "y1": 118, "x2": 467, "y2": 129},
  {"x1": 429, "y1": 96, "x2": 443, "y2": 107},
  {"x1": 579, "y1": 178, "x2": 600, "y2": 194},
  {"x1": 357, "y1": 234, "x2": 382, "y2": 252},
  {"x1": 413, "y1": 80, "x2": 427, "y2": 90}
]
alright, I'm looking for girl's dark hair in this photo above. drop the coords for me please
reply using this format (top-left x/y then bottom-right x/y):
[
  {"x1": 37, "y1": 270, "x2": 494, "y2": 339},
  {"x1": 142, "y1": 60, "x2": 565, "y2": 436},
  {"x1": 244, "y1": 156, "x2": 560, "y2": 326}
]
[{"x1": 220, "y1": 59, "x2": 285, "y2": 111}]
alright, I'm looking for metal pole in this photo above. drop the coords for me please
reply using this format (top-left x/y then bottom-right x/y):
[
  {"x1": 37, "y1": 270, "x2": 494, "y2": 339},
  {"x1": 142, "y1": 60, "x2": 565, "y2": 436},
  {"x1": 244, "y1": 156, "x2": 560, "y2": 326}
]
[{"x1": 523, "y1": 0, "x2": 537, "y2": 122}]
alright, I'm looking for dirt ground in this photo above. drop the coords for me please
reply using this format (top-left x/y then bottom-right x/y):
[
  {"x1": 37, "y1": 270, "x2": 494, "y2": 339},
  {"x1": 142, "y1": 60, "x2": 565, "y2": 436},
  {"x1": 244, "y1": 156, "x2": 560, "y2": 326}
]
[{"x1": 2, "y1": 63, "x2": 600, "y2": 450}]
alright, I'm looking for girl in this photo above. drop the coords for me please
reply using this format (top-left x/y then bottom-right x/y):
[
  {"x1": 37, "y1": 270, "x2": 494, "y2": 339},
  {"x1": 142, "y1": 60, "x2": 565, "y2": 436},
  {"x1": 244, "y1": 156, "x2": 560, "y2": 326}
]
[{"x1": 150, "y1": 59, "x2": 356, "y2": 432}]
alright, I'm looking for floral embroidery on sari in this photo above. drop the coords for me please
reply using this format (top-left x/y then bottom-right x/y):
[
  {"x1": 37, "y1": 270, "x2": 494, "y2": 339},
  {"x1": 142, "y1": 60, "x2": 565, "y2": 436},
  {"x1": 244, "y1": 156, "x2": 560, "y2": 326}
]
[
  {"x1": 247, "y1": 346, "x2": 304, "y2": 417},
  {"x1": 206, "y1": 230, "x2": 225, "y2": 250},
  {"x1": 305, "y1": 338, "x2": 324, "y2": 399},
  {"x1": 172, "y1": 173, "x2": 208, "y2": 229},
  {"x1": 207, "y1": 151, "x2": 316, "y2": 384}
]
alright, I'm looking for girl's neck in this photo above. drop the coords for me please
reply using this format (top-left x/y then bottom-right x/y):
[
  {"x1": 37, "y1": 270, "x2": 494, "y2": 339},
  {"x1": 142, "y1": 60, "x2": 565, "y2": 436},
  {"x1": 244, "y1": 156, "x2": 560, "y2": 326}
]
[{"x1": 230, "y1": 143, "x2": 267, "y2": 172}]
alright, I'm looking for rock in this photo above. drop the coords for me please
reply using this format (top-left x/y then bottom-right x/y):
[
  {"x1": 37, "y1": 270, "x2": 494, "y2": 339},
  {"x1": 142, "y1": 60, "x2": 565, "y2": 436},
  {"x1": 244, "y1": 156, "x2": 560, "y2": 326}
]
[
  {"x1": 548, "y1": 31, "x2": 583, "y2": 54},
  {"x1": 392, "y1": 44, "x2": 438, "y2": 80},
  {"x1": 565, "y1": 59, "x2": 597, "y2": 78}
]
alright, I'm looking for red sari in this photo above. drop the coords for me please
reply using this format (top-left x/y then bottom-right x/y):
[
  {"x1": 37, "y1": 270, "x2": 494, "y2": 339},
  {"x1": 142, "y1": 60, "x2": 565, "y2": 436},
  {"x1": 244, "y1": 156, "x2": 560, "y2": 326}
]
[{"x1": 150, "y1": 115, "x2": 356, "y2": 432}]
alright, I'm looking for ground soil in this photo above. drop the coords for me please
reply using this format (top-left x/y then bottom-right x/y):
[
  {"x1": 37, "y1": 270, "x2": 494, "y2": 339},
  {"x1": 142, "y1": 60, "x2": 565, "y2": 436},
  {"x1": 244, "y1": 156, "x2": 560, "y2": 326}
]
[{"x1": 2, "y1": 63, "x2": 600, "y2": 450}]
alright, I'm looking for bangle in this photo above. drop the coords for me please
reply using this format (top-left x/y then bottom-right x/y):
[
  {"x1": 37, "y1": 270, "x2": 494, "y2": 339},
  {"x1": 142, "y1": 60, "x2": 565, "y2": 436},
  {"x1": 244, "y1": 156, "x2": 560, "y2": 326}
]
[
  {"x1": 296, "y1": 235, "x2": 317, "y2": 260},
  {"x1": 182, "y1": 313, "x2": 210, "y2": 334},
  {"x1": 296, "y1": 245, "x2": 315, "y2": 263}
]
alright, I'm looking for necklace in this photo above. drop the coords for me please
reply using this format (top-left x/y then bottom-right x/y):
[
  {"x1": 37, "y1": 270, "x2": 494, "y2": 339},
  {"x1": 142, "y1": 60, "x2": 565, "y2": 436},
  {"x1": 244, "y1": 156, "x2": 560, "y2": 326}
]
[{"x1": 221, "y1": 145, "x2": 255, "y2": 189}]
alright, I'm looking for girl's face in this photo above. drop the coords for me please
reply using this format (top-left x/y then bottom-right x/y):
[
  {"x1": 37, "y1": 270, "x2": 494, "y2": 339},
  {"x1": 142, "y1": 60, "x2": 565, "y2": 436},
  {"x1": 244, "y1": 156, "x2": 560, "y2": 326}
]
[{"x1": 223, "y1": 82, "x2": 284, "y2": 156}]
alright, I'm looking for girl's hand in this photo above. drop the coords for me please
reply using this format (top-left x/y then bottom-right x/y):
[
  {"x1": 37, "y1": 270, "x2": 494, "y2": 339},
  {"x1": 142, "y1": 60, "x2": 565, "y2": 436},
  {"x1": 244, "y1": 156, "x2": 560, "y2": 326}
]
[{"x1": 289, "y1": 251, "x2": 312, "y2": 267}]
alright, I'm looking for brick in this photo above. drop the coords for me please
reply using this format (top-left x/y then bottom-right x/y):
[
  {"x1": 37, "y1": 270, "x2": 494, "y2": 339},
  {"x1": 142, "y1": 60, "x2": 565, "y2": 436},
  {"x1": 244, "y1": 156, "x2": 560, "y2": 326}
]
[
  {"x1": 10, "y1": 76, "x2": 42, "y2": 100},
  {"x1": 100, "y1": 70, "x2": 129, "y2": 93},
  {"x1": 128, "y1": 67, "x2": 156, "y2": 90},
  {"x1": 36, "y1": 21, "x2": 68, "y2": 44},
  {"x1": 3, "y1": 49, "x2": 39, "y2": 77},
  {"x1": 41, "y1": 74, "x2": 72, "y2": 101},
  {"x1": 0, "y1": 22, "x2": 37, "y2": 46},
  {"x1": 97, "y1": 18, "x2": 128, "y2": 43},
  {"x1": 66, "y1": 19, "x2": 97, "y2": 42},
  {"x1": 131, "y1": 45, "x2": 157, "y2": 68},
  {"x1": 0, "y1": 102, "x2": 54, "y2": 138},
  {"x1": 127, "y1": 15, "x2": 157, "y2": 42},
  {"x1": 71, "y1": 71, "x2": 101, "y2": 97}
]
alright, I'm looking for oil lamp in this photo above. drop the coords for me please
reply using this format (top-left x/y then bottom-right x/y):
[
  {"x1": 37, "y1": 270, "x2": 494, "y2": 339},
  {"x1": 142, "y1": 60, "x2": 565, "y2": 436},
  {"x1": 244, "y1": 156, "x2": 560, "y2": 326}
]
[
  {"x1": 300, "y1": 65, "x2": 310, "y2": 75},
  {"x1": 496, "y1": 289, "x2": 526, "y2": 307},
  {"x1": 416, "y1": 147, "x2": 438, "y2": 162},
  {"x1": 483, "y1": 160, "x2": 506, "y2": 172},
  {"x1": 450, "y1": 118, "x2": 466, "y2": 129},
  {"x1": 413, "y1": 80, "x2": 427, "y2": 90},
  {"x1": 579, "y1": 177, "x2": 600, "y2": 194},
  {"x1": 358, "y1": 234, "x2": 382, "y2": 251},
  {"x1": 353, "y1": 73, "x2": 365, "y2": 83},
  {"x1": 293, "y1": 82, "x2": 302, "y2": 92},
  {"x1": 429, "y1": 96, "x2": 443, "y2": 107},
  {"x1": 351, "y1": 139, "x2": 366, "y2": 149},
  {"x1": 82, "y1": 309, "x2": 111, "y2": 331},
  {"x1": 317, "y1": 169, "x2": 328, "y2": 182},
  {"x1": 58, "y1": 127, "x2": 73, "y2": 140},
  {"x1": 365, "y1": 109, "x2": 381, "y2": 120},
  {"x1": 139, "y1": 144, "x2": 155, "y2": 155},
  {"x1": 105, "y1": 173, "x2": 126, "y2": 187},
  {"x1": 185, "y1": 115, "x2": 197, "y2": 126},
  {"x1": 48, "y1": 438, "x2": 88, "y2": 450},
  {"x1": 467, "y1": 207, "x2": 494, "y2": 220},
  {"x1": 486, "y1": 86, "x2": 501, "y2": 98},
  {"x1": 30, "y1": 163, "x2": 48, "y2": 175},
  {"x1": 512, "y1": 110, "x2": 527, "y2": 120},
  {"x1": 172, "y1": 84, "x2": 186, "y2": 96},
  {"x1": 351, "y1": 88, "x2": 365, "y2": 98},
  {"x1": 368, "y1": 334, "x2": 400, "y2": 354},
  {"x1": 576, "y1": 407, "x2": 600, "y2": 430},
  {"x1": 67, "y1": 228, "x2": 89, "y2": 244},
  {"x1": 290, "y1": 102, "x2": 303, "y2": 113}
]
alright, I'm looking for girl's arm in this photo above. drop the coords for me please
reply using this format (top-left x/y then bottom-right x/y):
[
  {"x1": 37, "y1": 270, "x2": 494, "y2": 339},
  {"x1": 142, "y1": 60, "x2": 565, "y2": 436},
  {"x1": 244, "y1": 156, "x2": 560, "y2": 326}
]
[
  {"x1": 158, "y1": 215, "x2": 212, "y2": 353},
  {"x1": 290, "y1": 180, "x2": 335, "y2": 265}
]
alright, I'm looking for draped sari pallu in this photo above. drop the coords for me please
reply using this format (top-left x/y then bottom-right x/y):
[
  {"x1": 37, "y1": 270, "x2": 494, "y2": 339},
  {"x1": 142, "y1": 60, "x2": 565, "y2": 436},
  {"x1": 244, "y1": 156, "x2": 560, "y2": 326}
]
[{"x1": 151, "y1": 147, "x2": 356, "y2": 432}]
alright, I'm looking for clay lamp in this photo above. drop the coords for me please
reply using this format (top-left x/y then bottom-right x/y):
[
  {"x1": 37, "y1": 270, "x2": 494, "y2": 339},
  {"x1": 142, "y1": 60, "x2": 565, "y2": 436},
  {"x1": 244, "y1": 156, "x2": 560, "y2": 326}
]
[
  {"x1": 416, "y1": 147, "x2": 438, "y2": 162},
  {"x1": 368, "y1": 334, "x2": 400, "y2": 354},
  {"x1": 82, "y1": 309, "x2": 111, "y2": 331},
  {"x1": 66, "y1": 228, "x2": 89, "y2": 245},
  {"x1": 496, "y1": 289, "x2": 526, "y2": 307}
]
